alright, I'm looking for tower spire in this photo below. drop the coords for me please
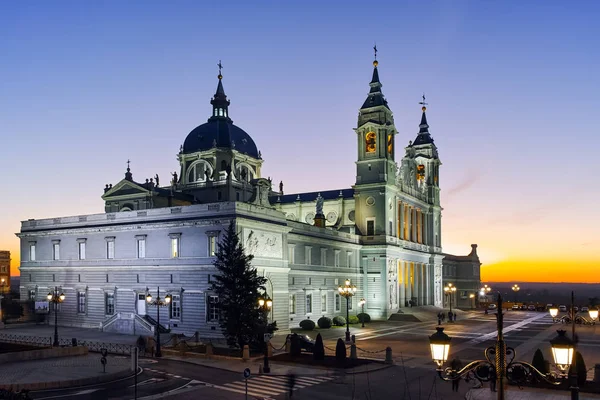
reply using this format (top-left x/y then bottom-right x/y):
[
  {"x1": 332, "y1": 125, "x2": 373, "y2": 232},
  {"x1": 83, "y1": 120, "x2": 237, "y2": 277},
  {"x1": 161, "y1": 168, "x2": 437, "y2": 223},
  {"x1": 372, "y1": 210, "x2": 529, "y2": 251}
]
[
  {"x1": 210, "y1": 60, "x2": 231, "y2": 121},
  {"x1": 413, "y1": 95, "x2": 434, "y2": 145},
  {"x1": 361, "y1": 47, "x2": 388, "y2": 110}
]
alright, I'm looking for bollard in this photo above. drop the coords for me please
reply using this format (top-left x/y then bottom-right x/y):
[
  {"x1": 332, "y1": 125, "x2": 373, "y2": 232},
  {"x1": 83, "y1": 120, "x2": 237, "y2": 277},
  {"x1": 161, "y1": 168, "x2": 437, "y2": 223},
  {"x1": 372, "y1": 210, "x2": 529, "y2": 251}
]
[
  {"x1": 178, "y1": 341, "x2": 186, "y2": 355},
  {"x1": 206, "y1": 343, "x2": 214, "y2": 357},
  {"x1": 285, "y1": 337, "x2": 291, "y2": 353},
  {"x1": 350, "y1": 344, "x2": 357, "y2": 359},
  {"x1": 385, "y1": 346, "x2": 394, "y2": 364},
  {"x1": 267, "y1": 343, "x2": 273, "y2": 358},
  {"x1": 242, "y1": 345, "x2": 250, "y2": 361},
  {"x1": 351, "y1": 334, "x2": 356, "y2": 343},
  {"x1": 595, "y1": 364, "x2": 600, "y2": 383},
  {"x1": 194, "y1": 331, "x2": 199, "y2": 343},
  {"x1": 172, "y1": 334, "x2": 179, "y2": 348}
]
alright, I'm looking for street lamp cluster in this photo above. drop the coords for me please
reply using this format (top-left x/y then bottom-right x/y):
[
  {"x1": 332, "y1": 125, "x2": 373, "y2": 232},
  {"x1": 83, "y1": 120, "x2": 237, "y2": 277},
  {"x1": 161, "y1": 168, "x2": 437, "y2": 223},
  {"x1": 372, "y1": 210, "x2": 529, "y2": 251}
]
[
  {"x1": 338, "y1": 279, "x2": 357, "y2": 342},
  {"x1": 549, "y1": 305, "x2": 599, "y2": 325},
  {"x1": 444, "y1": 283, "x2": 457, "y2": 313},
  {"x1": 145, "y1": 287, "x2": 171, "y2": 357},
  {"x1": 258, "y1": 295, "x2": 273, "y2": 373},
  {"x1": 47, "y1": 287, "x2": 66, "y2": 347},
  {"x1": 430, "y1": 293, "x2": 582, "y2": 399}
]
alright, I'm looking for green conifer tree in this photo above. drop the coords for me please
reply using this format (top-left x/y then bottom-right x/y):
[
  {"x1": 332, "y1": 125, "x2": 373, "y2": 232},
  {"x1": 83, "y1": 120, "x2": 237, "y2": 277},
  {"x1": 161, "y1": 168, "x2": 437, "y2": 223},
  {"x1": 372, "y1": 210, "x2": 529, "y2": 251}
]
[{"x1": 210, "y1": 222, "x2": 267, "y2": 349}]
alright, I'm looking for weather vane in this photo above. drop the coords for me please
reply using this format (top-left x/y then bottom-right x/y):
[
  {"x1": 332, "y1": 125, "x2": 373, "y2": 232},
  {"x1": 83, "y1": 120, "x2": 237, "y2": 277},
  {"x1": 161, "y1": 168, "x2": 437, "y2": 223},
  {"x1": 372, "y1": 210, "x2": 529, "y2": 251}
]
[
  {"x1": 217, "y1": 60, "x2": 223, "y2": 75},
  {"x1": 419, "y1": 93, "x2": 428, "y2": 108},
  {"x1": 373, "y1": 44, "x2": 378, "y2": 61}
]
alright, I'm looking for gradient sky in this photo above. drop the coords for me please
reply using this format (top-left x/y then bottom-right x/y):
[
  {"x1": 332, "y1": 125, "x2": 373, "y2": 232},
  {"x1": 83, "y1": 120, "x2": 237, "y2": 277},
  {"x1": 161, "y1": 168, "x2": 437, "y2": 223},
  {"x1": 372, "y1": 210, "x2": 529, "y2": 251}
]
[{"x1": 1, "y1": 1, "x2": 599, "y2": 282}]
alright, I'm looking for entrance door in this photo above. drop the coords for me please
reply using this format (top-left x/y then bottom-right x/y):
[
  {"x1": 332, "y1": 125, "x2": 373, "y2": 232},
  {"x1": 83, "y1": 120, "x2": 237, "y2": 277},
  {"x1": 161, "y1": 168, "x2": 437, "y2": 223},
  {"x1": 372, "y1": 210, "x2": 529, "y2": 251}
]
[{"x1": 137, "y1": 293, "x2": 146, "y2": 316}]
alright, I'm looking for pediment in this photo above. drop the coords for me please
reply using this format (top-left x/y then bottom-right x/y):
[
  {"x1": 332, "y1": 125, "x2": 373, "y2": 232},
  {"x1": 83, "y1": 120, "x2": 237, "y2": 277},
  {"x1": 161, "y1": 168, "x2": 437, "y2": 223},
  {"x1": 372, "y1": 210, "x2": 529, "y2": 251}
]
[{"x1": 102, "y1": 180, "x2": 150, "y2": 200}]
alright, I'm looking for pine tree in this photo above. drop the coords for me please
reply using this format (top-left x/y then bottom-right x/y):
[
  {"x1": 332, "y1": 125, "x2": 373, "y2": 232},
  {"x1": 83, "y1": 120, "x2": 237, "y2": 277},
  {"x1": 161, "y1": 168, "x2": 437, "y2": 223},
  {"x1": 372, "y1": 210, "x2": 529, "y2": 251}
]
[{"x1": 210, "y1": 222, "x2": 267, "y2": 349}]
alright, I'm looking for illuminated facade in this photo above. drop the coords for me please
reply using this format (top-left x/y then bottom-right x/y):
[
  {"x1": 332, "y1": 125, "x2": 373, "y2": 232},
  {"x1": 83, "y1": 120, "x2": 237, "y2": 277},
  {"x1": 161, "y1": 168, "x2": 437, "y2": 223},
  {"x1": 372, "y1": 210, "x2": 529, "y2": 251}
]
[{"x1": 17, "y1": 57, "x2": 480, "y2": 336}]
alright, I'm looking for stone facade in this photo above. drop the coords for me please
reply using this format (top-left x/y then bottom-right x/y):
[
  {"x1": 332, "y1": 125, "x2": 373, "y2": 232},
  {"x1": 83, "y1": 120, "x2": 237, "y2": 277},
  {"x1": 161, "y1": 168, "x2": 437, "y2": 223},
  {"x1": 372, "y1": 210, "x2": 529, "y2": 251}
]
[
  {"x1": 17, "y1": 57, "x2": 480, "y2": 336},
  {"x1": 0, "y1": 251, "x2": 10, "y2": 295}
]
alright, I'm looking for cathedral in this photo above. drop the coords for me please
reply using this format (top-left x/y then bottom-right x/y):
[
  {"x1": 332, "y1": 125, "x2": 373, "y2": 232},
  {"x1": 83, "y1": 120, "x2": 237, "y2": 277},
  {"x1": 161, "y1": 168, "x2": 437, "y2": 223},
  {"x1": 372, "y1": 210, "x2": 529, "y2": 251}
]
[{"x1": 17, "y1": 56, "x2": 481, "y2": 336}]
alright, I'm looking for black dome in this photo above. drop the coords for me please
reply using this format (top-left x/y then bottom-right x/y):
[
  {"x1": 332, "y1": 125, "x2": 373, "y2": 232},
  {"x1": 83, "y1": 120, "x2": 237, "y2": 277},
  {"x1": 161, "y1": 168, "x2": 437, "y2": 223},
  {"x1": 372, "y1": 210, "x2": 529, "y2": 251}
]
[{"x1": 182, "y1": 119, "x2": 259, "y2": 158}]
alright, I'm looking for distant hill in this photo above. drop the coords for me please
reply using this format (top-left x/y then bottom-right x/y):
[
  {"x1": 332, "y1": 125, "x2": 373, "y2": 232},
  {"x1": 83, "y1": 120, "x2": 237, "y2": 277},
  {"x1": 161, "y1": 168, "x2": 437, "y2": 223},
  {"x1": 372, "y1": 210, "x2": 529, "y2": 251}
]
[{"x1": 482, "y1": 282, "x2": 600, "y2": 306}]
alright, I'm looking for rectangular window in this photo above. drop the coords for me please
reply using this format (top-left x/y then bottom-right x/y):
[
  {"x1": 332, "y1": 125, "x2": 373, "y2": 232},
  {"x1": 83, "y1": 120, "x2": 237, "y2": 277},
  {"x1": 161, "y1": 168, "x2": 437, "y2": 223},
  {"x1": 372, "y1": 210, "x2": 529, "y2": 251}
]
[
  {"x1": 78, "y1": 291, "x2": 86, "y2": 313},
  {"x1": 209, "y1": 236, "x2": 217, "y2": 256},
  {"x1": 308, "y1": 277, "x2": 312, "y2": 285},
  {"x1": 78, "y1": 242, "x2": 86, "y2": 260},
  {"x1": 305, "y1": 247, "x2": 312, "y2": 265},
  {"x1": 171, "y1": 237, "x2": 180, "y2": 258},
  {"x1": 53, "y1": 243, "x2": 60, "y2": 260},
  {"x1": 170, "y1": 294, "x2": 181, "y2": 319},
  {"x1": 334, "y1": 250, "x2": 340, "y2": 267},
  {"x1": 0, "y1": 266, "x2": 6, "y2": 273},
  {"x1": 137, "y1": 239, "x2": 146, "y2": 258},
  {"x1": 321, "y1": 293, "x2": 327, "y2": 312},
  {"x1": 335, "y1": 294, "x2": 341, "y2": 312},
  {"x1": 28, "y1": 289, "x2": 36, "y2": 301},
  {"x1": 288, "y1": 245, "x2": 295, "y2": 264},
  {"x1": 29, "y1": 243, "x2": 36, "y2": 261},
  {"x1": 366, "y1": 219, "x2": 375, "y2": 236},
  {"x1": 347, "y1": 252, "x2": 352, "y2": 268},
  {"x1": 208, "y1": 295, "x2": 219, "y2": 322},
  {"x1": 306, "y1": 294, "x2": 312, "y2": 314},
  {"x1": 105, "y1": 293, "x2": 115, "y2": 315},
  {"x1": 106, "y1": 241, "x2": 115, "y2": 259},
  {"x1": 320, "y1": 248, "x2": 327, "y2": 266},
  {"x1": 289, "y1": 294, "x2": 296, "y2": 314}
]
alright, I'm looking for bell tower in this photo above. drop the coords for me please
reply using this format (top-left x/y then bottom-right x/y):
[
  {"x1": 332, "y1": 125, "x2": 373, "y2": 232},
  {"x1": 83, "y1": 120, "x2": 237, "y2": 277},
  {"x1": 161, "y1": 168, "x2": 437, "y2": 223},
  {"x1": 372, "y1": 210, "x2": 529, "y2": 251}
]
[{"x1": 353, "y1": 50, "x2": 399, "y2": 237}]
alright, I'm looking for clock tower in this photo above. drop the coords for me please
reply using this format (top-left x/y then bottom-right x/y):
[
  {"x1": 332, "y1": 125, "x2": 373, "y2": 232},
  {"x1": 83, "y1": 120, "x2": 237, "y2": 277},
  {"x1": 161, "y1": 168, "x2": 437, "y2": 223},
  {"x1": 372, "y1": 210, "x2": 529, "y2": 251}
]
[{"x1": 353, "y1": 55, "x2": 398, "y2": 236}]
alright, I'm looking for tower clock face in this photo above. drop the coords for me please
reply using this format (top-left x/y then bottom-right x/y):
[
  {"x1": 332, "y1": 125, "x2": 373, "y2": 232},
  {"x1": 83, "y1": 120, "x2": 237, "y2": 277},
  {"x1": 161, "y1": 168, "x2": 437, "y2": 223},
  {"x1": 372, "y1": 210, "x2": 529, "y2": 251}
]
[{"x1": 365, "y1": 132, "x2": 376, "y2": 153}]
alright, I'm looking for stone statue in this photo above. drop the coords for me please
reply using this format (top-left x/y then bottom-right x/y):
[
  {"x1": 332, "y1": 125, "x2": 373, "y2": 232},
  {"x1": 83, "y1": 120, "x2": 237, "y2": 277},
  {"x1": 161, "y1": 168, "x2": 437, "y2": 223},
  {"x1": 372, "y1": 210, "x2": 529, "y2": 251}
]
[
  {"x1": 212, "y1": 139, "x2": 217, "y2": 148},
  {"x1": 155, "y1": 174, "x2": 160, "y2": 186},
  {"x1": 204, "y1": 169, "x2": 210, "y2": 181},
  {"x1": 279, "y1": 180, "x2": 283, "y2": 194},
  {"x1": 171, "y1": 171, "x2": 178, "y2": 185},
  {"x1": 315, "y1": 194, "x2": 324, "y2": 215},
  {"x1": 179, "y1": 144, "x2": 183, "y2": 153}
]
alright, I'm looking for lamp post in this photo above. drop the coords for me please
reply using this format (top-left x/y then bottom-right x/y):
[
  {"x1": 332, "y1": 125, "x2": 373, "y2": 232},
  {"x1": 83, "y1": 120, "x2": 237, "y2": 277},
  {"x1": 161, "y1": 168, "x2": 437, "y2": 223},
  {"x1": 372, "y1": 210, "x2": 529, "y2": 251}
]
[
  {"x1": 358, "y1": 298, "x2": 366, "y2": 327},
  {"x1": 258, "y1": 295, "x2": 273, "y2": 373},
  {"x1": 589, "y1": 308, "x2": 599, "y2": 324},
  {"x1": 338, "y1": 279, "x2": 357, "y2": 342},
  {"x1": 480, "y1": 285, "x2": 492, "y2": 308},
  {"x1": 47, "y1": 287, "x2": 65, "y2": 347},
  {"x1": 430, "y1": 293, "x2": 579, "y2": 400},
  {"x1": 512, "y1": 284, "x2": 520, "y2": 303},
  {"x1": 549, "y1": 306, "x2": 559, "y2": 323},
  {"x1": 146, "y1": 287, "x2": 171, "y2": 357},
  {"x1": 444, "y1": 283, "x2": 456, "y2": 313}
]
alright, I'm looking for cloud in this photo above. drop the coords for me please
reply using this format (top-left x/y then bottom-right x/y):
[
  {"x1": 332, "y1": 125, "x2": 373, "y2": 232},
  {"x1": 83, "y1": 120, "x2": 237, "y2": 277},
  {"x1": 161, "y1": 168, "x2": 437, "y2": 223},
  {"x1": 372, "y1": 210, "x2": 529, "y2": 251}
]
[{"x1": 446, "y1": 171, "x2": 480, "y2": 198}]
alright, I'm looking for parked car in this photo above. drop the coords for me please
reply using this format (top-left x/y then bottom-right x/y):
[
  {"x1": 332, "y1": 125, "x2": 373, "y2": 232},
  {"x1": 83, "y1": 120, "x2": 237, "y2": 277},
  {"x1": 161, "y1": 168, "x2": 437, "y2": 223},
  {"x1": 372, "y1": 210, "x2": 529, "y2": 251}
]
[
  {"x1": 488, "y1": 304, "x2": 497, "y2": 310},
  {"x1": 512, "y1": 304, "x2": 520, "y2": 310},
  {"x1": 527, "y1": 305, "x2": 536, "y2": 311},
  {"x1": 286, "y1": 333, "x2": 315, "y2": 352},
  {"x1": 546, "y1": 304, "x2": 554, "y2": 310},
  {"x1": 581, "y1": 306, "x2": 589, "y2": 312},
  {"x1": 559, "y1": 305, "x2": 567, "y2": 312},
  {"x1": 520, "y1": 305, "x2": 528, "y2": 310},
  {"x1": 574, "y1": 306, "x2": 579, "y2": 312}
]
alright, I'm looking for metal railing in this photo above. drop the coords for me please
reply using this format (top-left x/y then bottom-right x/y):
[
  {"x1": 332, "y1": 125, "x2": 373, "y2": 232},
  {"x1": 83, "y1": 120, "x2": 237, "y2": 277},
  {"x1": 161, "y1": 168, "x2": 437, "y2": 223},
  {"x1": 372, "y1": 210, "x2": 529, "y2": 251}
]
[
  {"x1": 0, "y1": 333, "x2": 132, "y2": 355},
  {"x1": 0, "y1": 333, "x2": 51, "y2": 347}
]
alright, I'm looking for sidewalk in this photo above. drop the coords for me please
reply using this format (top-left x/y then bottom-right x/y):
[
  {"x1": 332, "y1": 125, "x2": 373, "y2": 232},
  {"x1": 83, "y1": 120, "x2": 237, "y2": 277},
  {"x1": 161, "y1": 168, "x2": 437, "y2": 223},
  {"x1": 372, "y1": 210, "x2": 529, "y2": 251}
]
[
  {"x1": 0, "y1": 353, "x2": 133, "y2": 391},
  {"x1": 466, "y1": 386, "x2": 600, "y2": 399}
]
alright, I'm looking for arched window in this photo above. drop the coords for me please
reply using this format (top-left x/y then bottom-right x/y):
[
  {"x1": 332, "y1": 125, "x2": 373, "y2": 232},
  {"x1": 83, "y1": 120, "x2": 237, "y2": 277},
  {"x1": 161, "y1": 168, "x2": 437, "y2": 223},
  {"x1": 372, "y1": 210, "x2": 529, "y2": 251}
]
[
  {"x1": 365, "y1": 131, "x2": 376, "y2": 153},
  {"x1": 235, "y1": 162, "x2": 256, "y2": 182},
  {"x1": 187, "y1": 160, "x2": 213, "y2": 183}
]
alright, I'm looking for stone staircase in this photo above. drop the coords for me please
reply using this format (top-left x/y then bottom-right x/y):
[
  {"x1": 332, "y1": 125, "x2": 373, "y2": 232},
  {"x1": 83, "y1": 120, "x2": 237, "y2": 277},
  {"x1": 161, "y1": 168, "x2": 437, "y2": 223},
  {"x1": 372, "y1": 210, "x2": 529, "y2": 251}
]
[
  {"x1": 101, "y1": 312, "x2": 155, "y2": 335},
  {"x1": 388, "y1": 305, "x2": 470, "y2": 322}
]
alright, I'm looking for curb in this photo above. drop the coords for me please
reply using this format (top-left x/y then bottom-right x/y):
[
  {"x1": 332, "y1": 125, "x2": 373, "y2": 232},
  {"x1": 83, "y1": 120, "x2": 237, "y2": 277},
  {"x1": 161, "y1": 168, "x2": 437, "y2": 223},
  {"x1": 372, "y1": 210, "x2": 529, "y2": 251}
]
[{"x1": 0, "y1": 368, "x2": 134, "y2": 392}]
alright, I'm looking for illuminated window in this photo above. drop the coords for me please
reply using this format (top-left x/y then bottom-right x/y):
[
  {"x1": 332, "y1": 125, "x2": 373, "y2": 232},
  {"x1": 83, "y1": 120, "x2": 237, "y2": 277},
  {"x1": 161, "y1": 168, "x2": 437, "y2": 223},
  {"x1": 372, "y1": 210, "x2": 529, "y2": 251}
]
[
  {"x1": 137, "y1": 238, "x2": 146, "y2": 258},
  {"x1": 321, "y1": 293, "x2": 327, "y2": 312},
  {"x1": 29, "y1": 243, "x2": 36, "y2": 261},
  {"x1": 171, "y1": 237, "x2": 180, "y2": 258},
  {"x1": 387, "y1": 134, "x2": 393, "y2": 154},
  {"x1": 209, "y1": 236, "x2": 217, "y2": 256},
  {"x1": 365, "y1": 131, "x2": 376, "y2": 153},
  {"x1": 416, "y1": 165, "x2": 425, "y2": 181},
  {"x1": 105, "y1": 293, "x2": 115, "y2": 315}
]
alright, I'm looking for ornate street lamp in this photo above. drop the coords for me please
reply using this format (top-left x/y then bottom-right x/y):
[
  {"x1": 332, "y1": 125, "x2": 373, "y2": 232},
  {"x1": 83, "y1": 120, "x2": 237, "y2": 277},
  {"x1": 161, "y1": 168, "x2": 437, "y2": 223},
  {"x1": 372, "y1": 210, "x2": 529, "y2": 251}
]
[
  {"x1": 47, "y1": 287, "x2": 66, "y2": 347},
  {"x1": 512, "y1": 284, "x2": 520, "y2": 303},
  {"x1": 258, "y1": 295, "x2": 273, "y2": 373},
  {"x1": 589, "y1": 308, "x2": 599, "y2": 324},
  {"x1": 444, "y1": 283, "x2": 457, "y2": 313},
  {"x1": 358, "y1": 298, "x2": 366, "y2": 328},
  {"x1": 469, "y1": 293, "x2": 475, "y2": 309},
  {"x1": 549, "y1": 307, "x2": 559, "y2": 322},
  {"x1": 146, "y1": 287, "x2": 171, "y2": 357},
  {"x1": 338, "y1": 279, "x2": 357, "y2": 342},
  {"x1": 430, "y1": 293, "x2": 580, "y2": 400}
]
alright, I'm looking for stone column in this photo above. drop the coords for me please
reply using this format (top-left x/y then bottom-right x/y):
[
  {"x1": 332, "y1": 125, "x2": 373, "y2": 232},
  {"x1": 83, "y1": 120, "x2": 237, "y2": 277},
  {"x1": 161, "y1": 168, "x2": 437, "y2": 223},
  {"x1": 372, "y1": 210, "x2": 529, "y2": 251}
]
[
  {"x1": 423, "y1": 213, "x2": 428, "y2": 245},
  {"x1": 425, "y1": 264, "x2": 431, "y2": 305},
  {"x1": 399, "y1": 202, "x2": 404, "y2": 240},
  {"x1": 414, "y1": 263, "x2": 420, "y2": 306},
  {"x1": 406, "y1": 262, "x2": 412, "y2": 306},
  {"x1": 398, "y1": 261, "x2": 405, "y2": 307}
]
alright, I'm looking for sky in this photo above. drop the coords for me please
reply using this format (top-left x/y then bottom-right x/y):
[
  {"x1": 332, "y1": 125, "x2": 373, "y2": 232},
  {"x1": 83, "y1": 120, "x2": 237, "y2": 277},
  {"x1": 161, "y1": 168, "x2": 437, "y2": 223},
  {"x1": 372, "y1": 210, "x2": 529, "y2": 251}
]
[{"x1": 1, "y1": 1, "x2": 599, "y2": 282}]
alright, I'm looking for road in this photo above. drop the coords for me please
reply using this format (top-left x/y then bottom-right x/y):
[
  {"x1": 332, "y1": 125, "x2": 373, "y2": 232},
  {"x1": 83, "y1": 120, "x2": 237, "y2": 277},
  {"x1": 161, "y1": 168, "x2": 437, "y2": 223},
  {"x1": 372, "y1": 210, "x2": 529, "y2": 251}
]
[{"x1": 28, "y1": 311, "x2": 598, "y2": 399}]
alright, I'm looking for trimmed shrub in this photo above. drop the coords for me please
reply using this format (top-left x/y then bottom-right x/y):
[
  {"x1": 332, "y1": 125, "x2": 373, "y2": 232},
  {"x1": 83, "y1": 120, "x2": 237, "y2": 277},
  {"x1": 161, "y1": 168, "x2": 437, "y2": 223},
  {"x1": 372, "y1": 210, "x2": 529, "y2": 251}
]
[
  {"x1": 357, "y1": 313, "x2": 371, "y2": 323},
  {"x1": 317, "y1": 317, "x2": 332, "y2": 329},
  {"x1": 335, "y1": 338, "x2": 346, "y2": 362},
  {"x1": 313, "y1": 333, "x2": 325, "y2": 361},
  {"x1": 348, "y1": 315, "x2": 359, "y2": 324},
  {"x1": 569, "y1": 351, "x2": 587, "y2": 387},
  {"x1": 299, "y1": 319, "x2": 316, "y2": 331},
  {"x1": 333, "y1": 316, "x2": 346, "y2": 326}
]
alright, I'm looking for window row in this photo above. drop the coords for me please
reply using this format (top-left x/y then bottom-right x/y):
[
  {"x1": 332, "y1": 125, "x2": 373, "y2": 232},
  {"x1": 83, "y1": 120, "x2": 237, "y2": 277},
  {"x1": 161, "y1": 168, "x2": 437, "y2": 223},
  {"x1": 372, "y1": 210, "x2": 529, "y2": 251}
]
[
  {"x1": 27, "y1": 233, "x2": 220, "y2": 261},
  {"x1": 289, "y1": 293, "x2": 352, "y2": 315},
  {"x1": 288, "y1": 246, "x2": 354, "y2": 267}
]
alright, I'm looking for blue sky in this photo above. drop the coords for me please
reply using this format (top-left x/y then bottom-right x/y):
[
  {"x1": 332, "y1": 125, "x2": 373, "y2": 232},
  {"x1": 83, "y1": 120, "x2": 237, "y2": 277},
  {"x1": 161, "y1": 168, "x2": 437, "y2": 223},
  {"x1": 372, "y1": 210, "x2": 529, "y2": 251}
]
[{"x1": 1, "y1": 1, "x2": 599, "y2": 281}]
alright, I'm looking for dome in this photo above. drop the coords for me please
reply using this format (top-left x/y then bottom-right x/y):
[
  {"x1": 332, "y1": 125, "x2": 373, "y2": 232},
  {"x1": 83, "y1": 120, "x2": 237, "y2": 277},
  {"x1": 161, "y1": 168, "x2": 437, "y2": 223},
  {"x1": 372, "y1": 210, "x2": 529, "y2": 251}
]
[{"x1": 183, "y1": 119, "x2": 259, "y2": 158}]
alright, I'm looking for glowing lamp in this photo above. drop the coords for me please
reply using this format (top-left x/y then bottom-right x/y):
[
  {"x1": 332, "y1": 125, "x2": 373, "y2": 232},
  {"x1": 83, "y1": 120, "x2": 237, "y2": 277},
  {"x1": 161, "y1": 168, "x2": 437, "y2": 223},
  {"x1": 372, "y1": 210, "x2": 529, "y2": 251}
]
[
  {"x1": 258, "y1": 298, "x2": 265, "y2": 307},
  {"x1": 549, "y1": 307, "x2": 559, "y2": 318},
  {"x1": 266, "y1": 299, "x2": 273, "y2": 308},
  {"x1": 550, "y1": 330, "x2": 574, "y2": 372},
  {"x1": 589, "y1": 309, "x2": 599, "y2": 321},
  {"x1": 59, "y1": 293, "x2": 65, "y2": 301},
  {"x1": 165, "y1": 294, "x2": 172, "y2": 304},
  {"x1": 429, "y1": 327, "x2": 451, "y2": 368},
  {"x1": 146, "y1": 293, "x2": 152, "y2": 303},
  {"x1": 345, "y1": 279, "x2": 350, "y2": 286},
  {"x1": 47, "y1": 292, "x2": 53, "y2": 301}
]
